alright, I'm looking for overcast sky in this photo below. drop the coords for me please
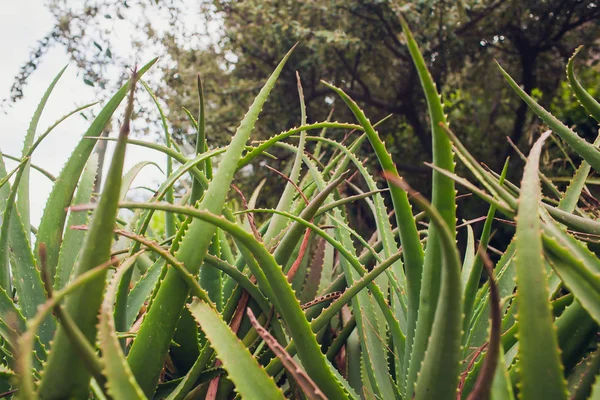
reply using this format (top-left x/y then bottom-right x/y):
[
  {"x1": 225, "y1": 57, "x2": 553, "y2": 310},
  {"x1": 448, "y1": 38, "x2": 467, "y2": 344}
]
[{"x1": 0, "y1": 1, "x2": 165, "y2": 225}]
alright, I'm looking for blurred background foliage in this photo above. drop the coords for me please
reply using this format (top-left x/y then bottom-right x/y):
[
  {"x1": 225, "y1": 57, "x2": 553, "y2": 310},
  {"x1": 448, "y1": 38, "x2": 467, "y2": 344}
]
[{"x1": 6, "y1": 0, "x2": 600, "y2": 242}]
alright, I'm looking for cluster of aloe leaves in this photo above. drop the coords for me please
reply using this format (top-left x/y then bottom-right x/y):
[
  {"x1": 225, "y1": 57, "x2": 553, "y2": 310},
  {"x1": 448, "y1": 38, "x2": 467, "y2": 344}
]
[{"x1": 1, "y1": 16, "x2": 600, "y2": 400}]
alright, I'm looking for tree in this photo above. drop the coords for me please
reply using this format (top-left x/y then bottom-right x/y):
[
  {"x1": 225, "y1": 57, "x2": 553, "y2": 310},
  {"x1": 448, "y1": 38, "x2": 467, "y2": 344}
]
[{"x1": 8, "y1": 0, "x2": 600, "y2": 208}]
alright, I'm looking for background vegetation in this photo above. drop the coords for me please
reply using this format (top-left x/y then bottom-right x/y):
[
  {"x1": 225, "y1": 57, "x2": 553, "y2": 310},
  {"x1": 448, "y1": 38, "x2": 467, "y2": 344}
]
[
  {"x1": 8, "y1": 1, "x2": 600, "y2": 196},
  {"x1": 1, "y1": 1, "x2": 600, "y2": 399}
]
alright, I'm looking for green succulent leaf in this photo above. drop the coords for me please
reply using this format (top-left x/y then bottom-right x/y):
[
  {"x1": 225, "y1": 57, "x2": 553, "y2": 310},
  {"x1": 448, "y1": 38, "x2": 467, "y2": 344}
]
[
  {"x1": 385, "y1": 174, "x2": 462, "y2": 400},
  {"x1": 498, "y1": 62, "x2": 600, "y2": 173},
  {"x1": 38, "y1": 69, "x2": 141, "y2": 399},
  {"x1": 188, "y1": 299, "x2": 285, "y2": 400},
  {"x1": 53, "y1": 153, "x2": 98, "y2": 291},
  {"x1": 34, "y1": 58, "x2": 157, "y2": 282},
  {"x1": 18, "y1": 66, "x2": 68, "y2": 240},
  {"x1": 514, "y1": 131, "x2": 568, "y2": 399},
  {"x1": 99, "y1": 255, "x2": 147, "y2": 400},
  {"x1": 566, "y1": 46, "x2": 600, "y2": 123}
]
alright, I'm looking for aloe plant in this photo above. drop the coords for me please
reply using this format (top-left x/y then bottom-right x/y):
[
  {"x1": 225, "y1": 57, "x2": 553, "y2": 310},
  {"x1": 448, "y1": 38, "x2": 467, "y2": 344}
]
[{"x1": 1, "y1": 16, "x2": 599, "y2": 400}]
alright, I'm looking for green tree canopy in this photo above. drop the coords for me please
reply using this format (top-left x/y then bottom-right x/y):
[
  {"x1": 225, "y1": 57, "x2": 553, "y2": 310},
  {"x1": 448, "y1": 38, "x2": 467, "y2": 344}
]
[{"x1": 7, "y1": 0, "x2": 600, "y2": 207}]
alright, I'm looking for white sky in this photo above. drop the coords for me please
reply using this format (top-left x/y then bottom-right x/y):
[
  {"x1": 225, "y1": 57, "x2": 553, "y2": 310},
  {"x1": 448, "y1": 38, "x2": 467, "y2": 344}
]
[{"x1": 0, "y1": 1, "x2": 167, "y2": 225}]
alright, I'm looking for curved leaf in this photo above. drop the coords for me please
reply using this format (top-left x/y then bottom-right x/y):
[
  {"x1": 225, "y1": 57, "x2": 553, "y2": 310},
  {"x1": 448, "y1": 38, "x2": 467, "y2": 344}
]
[
  {"x1": 34, "y1": 58, "x2": 157, "y2": 280},
  {"x1": 397, "y1": 14, "x2": 456, "y2": 396},
  {"x1": 498, "y1": 62, "x2": 600, "y2": 172},
  {"x1": 53, "y1": 153, "x2": 98, "y2": 290},
  {"x1": 385, "y1": 174, "x2": 462, "y2": 400},
  {"x1": 567, "y1": 46, "x2": 600, "y2": 123},
  {"x1": 99, "y1": 255, "x2": 147, "y2": 400},
  {"x1": 18, "y1": 66, "x2": 68, "y2": 240},
  {"x1": 514, "y1": 131, "x2": 567, "y2": 399},
  {"x1": 124, "y1": 47, "x2": 348, "y2": 399},
  {"x1": 188, "y1": 300, "x2": 285, "y2": 400},
  {"x1": 38, "y1": 69, "x2": 141, "y2": 398}
]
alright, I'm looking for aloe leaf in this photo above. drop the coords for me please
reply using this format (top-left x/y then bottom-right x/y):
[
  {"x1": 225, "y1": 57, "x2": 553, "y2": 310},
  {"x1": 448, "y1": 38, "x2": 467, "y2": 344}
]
[
  {"x1": 18, "y1": 66, "x2": 68, "y2": 239},
  {"x1": 0, "y1": 152, "x2": 54, "y2": 345},
  {"x1": 555, "y1": 300, "x2": 597, "y2": 373},
  {"x1": 113, "y1": 158, "x2": 163, "y2": 338},
  {"x1": 126, "y1": 47, "x2": 326, "y2": 397},
  {"x1": 305, "y1": 135, "x2": 406, "y2": 303},
  {"x1": 281, "y1": 149, "x2": 400, "y2": 398},
  {"x1": 298, "y1": 236, "x2": 325, "y2": 303},
  {"x1": 191, "y1": 72, "x2": 221, "y2": 319},
  {"x1": 262, "y1": 73, "x2": 308, "y2": 245},
  {"x1": 0, "y1": 285, "x2": 46, "y2": 370},
  {"x1": 98, "y1": 255, "x2": 147, "y2": 400},
  {"x1": 0, "y1": 152, "x2": 56, "y2": 182},
  {"x1": 238, "y1": 122, "x2": 362, "y2": 167},
  {"x1": 461, "y1": 225, "x2": 475, "y2": 284},
  {"x1": 559, "y1": 133, "x2": 600, "y2": 213},
  {"x1": 316, "y1": 224, "x2": 335, "y2": 295},
  {"x1": 124, "y1": 259, "x2": 164, "y2": 328},
  {"x1": 442, "y1": 125, "x2": 517, "y2": 210},
  {"x1": 246, "y1": 308, "x2": 326, "y2": 400},
  {"x1": 188, "y1": 300, "x2": 285, "y2": 400},
  {"x1": 53, "y1": 153, "x2": 98, "y2": 290},
  {"x1": 0, "y1": 155, "x2": 24, "y2": 290},
  {"x1": 568, "y1": 347, "x2": 600, "y2": 400},
  {"x1": 321, "y1": 81, "x2": 422, "y2": 308},
  {"x1": 34, "y1": 58, "x2": 157, "y2": 278},
  {"x1": 115, "y1": 230, "x2": 268, "y2": 328},
  {"x1": 498, "y1": 62, "x2": 600, "y2": 172},
  {"x1": 95, "y1": 137, "x2": 187, "y2": 166},
  {"x1": 567, "y1": 46, "x2": 600, "y2": 123},
  {"x1": 38, "y1": 70, "x2": 141, "y2": 399},
  {"x1": 322, "y1": 82, "x2": 422, "y2": 393},
  {"x1": 463, "y1": 159, "x2": 508, "y2": 332},
  {"x1": 99, "y1": 200, "x2": 349, "y2": 398},
  {"x1": 8, "y1": 209, "x2": 54, "y2": 346},
  {"x1": 119, "y1": 161, "x2": 161, "y2": 201},
  {"x1": 385, "y1": 174, "x2": 462, "y2": 400},
  {"x1": 514, "y1": 131, "x2": 568, "y2": 399},
  {"x1": 397, "y1": 14, "x2": 457, "y2": 396},
  {"x1": 17, "y1": 257, "x2": 116, "y2": 399},
  {"x1": 49, "y1": 303, "x2": 107, "y2": 395},
  {"x1": 190, "y1": 73, "x2": 208, "y2": 204},
  {"x1": 543, "y1": 231, "x2": 600, "y2": 325},
  {"x1": 465, "y1": 252, "x2": 501, "y2": 400},
  {"x1": 139, "y1": 80, "x2": 176, "y2": 238}
]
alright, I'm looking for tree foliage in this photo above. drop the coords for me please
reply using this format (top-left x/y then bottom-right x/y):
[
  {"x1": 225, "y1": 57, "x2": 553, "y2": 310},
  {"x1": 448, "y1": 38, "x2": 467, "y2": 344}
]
[{"x1": 6, "y1": 0, "x2": 600, "y2": 204}]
